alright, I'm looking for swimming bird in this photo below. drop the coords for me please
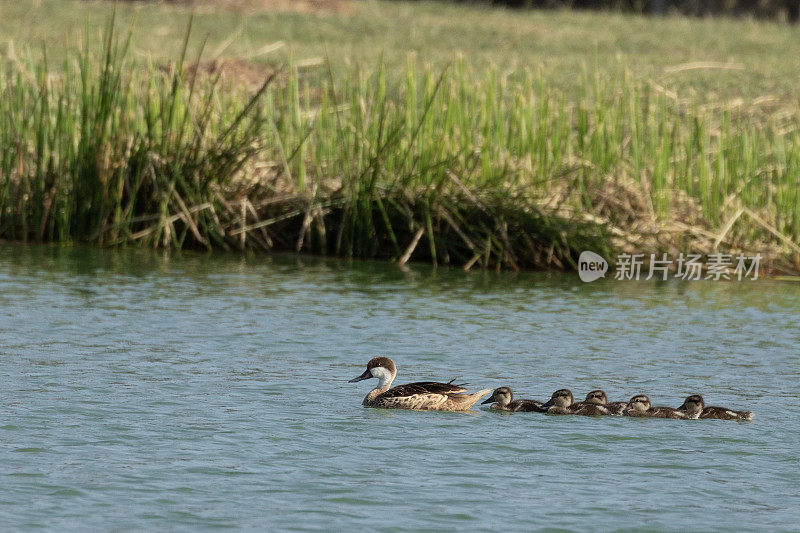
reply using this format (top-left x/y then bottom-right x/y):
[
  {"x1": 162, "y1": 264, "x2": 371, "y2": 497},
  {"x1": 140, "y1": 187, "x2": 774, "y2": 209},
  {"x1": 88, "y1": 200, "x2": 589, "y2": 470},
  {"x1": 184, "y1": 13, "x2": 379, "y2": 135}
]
[
  {"x1": 348, "y1": 357, "x2": 492, "y2": 411},
  {"x1": 677, "y1": 394, "x2": 754, "y2": 421},
  {"x1": 541, "y1": 389, "x2": 612, "y2": 416},
  {"x1": 622, "y1": 394, "x2": 687, "y2": 419},
  {"x1": 577, "y1": 389, "x2": 627, "y2": 415},
  {"x1": 481, "y1": 387, "x2": 547, "y2": 412}
]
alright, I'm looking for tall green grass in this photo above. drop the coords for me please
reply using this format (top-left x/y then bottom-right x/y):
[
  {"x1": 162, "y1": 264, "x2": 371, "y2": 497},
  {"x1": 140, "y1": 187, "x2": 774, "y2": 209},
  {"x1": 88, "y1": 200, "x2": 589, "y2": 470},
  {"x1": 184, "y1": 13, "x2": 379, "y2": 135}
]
[{"x1": 2, "y1": 17, "x2": 799, "y2": 270}]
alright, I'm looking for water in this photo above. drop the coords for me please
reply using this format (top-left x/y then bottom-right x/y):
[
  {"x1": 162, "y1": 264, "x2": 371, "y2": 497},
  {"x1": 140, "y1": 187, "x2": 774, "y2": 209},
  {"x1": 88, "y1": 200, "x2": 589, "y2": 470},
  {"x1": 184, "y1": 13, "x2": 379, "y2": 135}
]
[{"x1": 1, "y1": 244, "x2": 798, "y2": 531}]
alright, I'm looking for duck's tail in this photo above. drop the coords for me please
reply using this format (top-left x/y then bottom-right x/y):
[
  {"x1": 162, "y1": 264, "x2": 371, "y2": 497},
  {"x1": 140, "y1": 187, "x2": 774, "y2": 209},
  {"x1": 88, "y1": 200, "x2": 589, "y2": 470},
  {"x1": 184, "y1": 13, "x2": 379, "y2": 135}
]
[{"x1": 451, "y1": 388, "x2": 493, "y2": 410}]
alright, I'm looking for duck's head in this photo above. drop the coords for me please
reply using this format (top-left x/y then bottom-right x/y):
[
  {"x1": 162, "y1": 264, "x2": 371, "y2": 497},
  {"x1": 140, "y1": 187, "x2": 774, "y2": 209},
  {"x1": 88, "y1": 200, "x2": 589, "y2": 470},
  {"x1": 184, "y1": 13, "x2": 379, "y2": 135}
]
[
  {"x1": 584, "y1": 389, "x2": 608, "y2": 405},
  {"x1": 349, "y1": 357, "x2": 397, "y2": 385},
  {"x1": 678, "y1": 394, "x2": 704, "y2": 415},
  {"x1": 625, "y1": 394, "x2": 651, "y2": 411},
  {"x1": 542, "y1": 388, "x2": 573, "y2": 409},
  {"x1": 482, "y1": 387, "x2": 513, "y2": 406}
]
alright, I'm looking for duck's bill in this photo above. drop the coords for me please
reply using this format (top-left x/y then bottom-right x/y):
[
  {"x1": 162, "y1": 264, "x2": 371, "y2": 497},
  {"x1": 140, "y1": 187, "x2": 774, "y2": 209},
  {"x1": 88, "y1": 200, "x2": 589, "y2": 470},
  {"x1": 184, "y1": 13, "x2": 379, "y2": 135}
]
[
  {"x1": 541, "y1": 399, "x2": 554, "y2": 409},
  {"x1": 481, "y1": 397, "x2": 495, "y2": 405},
  {"x1": 348, "y1": 369, "x2": 372, "y2": 383}
]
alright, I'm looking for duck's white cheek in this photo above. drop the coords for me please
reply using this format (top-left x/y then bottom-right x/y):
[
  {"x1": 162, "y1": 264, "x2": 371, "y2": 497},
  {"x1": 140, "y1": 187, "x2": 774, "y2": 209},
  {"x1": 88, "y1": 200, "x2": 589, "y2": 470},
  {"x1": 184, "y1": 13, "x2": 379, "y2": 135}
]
[{"x1": 370, "y1": 366, "x2": 392, "y2": 386}]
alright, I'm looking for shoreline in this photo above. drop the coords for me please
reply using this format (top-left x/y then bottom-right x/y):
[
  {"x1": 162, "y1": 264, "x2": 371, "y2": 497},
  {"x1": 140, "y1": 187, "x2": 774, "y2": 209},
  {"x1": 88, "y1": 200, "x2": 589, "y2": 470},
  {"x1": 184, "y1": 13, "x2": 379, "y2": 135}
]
[{"x1": 2, "y1": 15, "x2": 799, "y2": 276}]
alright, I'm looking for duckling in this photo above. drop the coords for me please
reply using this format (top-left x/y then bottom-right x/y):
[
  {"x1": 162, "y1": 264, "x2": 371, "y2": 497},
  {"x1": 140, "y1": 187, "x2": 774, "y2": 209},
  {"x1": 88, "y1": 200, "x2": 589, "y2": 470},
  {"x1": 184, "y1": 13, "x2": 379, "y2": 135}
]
[
  {"x1": 349, "y1": 357, "x2": 492, "y2": 411},
  {"x1": 541, "y1": 389, "x2": 612, "y2": 416},
  {"x1": 481, "y1": 387, "x2": 547, "y2": 412},
  {"x1": 622, "y1": 394, "x2": 687, "y2": 419},
  {"x1": 576, "y1": 389, "x2": 627, "y2": 415},
  {"x1": 678, "y1": 394, "x2": 754, "y2": 421}
]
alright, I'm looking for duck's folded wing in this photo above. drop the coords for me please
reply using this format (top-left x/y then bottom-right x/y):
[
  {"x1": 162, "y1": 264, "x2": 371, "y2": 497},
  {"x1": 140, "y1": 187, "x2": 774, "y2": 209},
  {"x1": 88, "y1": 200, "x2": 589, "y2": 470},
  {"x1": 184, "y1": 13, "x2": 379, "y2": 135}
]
[
  {"x1": 651, "y1": 407, "x2": 687, "y2": 418},
  {"x1": 378, "y1": 381, "x2": 468, "y2": 399},
  {"x1": 701, "y1": 406, "x2": 753, "y2": 420},
  {"x1": 573, "y1": 404, "x2": 612, "y2": 416},
  {"x1": 515, "y1": 399, "x2": 547, "y2": 413},
  {"x1": 605, "y1": 402, "x2": 628, "y2": 414}
]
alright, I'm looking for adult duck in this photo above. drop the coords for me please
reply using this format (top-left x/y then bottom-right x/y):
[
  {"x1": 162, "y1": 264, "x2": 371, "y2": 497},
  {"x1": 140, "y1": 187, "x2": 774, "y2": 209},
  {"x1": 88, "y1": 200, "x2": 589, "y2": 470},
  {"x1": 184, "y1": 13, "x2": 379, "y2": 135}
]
[{"x1": 349, "y1": 357, "x2": 492, "y2": 411}]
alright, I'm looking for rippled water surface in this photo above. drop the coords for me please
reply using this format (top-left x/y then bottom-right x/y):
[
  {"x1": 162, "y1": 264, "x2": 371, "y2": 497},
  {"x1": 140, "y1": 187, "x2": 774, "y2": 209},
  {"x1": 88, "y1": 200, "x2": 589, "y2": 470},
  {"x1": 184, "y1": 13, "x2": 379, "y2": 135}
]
[{"x1": 1, "y1": 244, "x2": 799, "y2": 531}]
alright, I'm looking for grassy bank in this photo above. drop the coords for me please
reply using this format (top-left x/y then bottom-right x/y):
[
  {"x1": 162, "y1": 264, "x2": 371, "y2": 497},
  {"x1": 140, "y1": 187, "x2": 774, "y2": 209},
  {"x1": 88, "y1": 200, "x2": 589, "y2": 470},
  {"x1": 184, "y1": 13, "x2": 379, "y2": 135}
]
[
  {"x1": 1, "y1": 3, "x2": 799, "y2": 272},
  {"x1": 4, "y1": 0, "x2": 800, "y2": 101}
]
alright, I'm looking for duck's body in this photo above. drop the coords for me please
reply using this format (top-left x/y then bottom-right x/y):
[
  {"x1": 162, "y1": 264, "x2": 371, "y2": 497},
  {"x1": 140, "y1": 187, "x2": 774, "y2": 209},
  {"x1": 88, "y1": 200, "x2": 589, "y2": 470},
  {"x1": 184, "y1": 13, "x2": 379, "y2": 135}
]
[
  {"x1": 349, "y1": 357, "x2": 491, "y2": 411},
  {"x1": 678, "y1": 394, "x2": 754, "y2": 421},
  {"x1": 700, "y1": 406, "x2": 754, "y2": 421},
  {"x1": 482, "y1": 387, "x2": 547, "y2": 413},
  {"x1": 623, "y1": 395, "x2": 687, "y2": 419},
  {"x1": 543, "y1": 389, "x2": 612, "y2": 417},
  {"x1": 577, "y1": 389, "x2": 627, "y2": 415}
]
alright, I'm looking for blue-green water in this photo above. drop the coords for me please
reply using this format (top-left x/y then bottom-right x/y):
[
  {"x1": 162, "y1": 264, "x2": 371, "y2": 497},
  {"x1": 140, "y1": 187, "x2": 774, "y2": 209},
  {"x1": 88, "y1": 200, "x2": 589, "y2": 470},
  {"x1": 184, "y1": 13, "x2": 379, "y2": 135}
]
[{"x1": 1, "y1": 244, "x2": 798, "y2": 531}]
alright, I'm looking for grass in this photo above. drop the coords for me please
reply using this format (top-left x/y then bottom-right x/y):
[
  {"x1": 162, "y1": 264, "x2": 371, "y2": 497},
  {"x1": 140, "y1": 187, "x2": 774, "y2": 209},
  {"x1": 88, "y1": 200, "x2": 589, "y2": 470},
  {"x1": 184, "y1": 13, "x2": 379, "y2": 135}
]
[
  {"x1": 3, "y1": 0, "x2": 800, "y2": 100},
  {"x1": 1, "y1": 1, "x2": 799, "y2": 271}
]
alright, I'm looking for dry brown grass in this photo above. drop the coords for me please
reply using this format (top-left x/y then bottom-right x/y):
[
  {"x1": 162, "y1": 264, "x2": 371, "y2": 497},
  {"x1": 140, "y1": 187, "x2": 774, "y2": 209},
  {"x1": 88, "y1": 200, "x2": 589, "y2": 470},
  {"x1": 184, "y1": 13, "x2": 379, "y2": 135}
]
[{"x1": 185, "y1": 58, "x2": 281, "y2": 93}]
